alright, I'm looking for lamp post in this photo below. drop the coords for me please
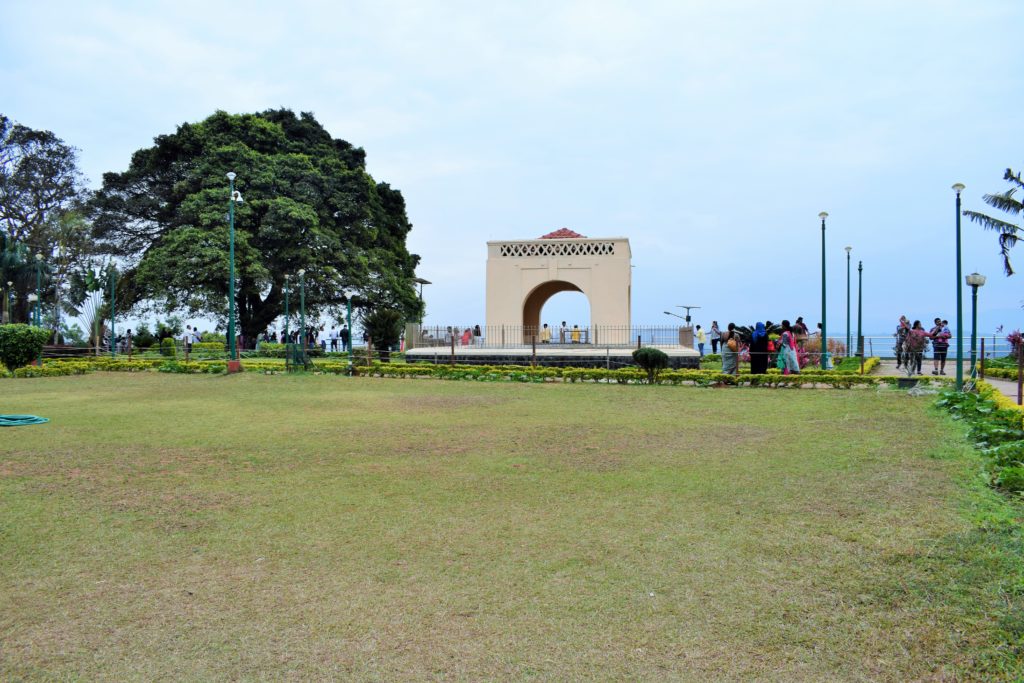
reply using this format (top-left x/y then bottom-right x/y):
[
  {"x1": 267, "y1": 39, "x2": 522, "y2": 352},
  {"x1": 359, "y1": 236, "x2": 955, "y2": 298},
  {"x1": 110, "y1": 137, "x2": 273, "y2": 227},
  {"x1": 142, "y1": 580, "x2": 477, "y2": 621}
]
[
  {"x1": 5, "y1": 281, "x2": 12, "y2": 324},
  {"x1": 413, "y1": 277, "x2": 431, "y2": 324},
  {"x1": 109, "y1": 266, "x2": 116, "y2": 357},
  {"x1": 952, "y1": 183, "x2": 965, "y2": 390},
  {"x1": 845, "y1": 246, "x2": 852, "y2": 357},
  {"x1": 54, "y1": 245, "x2": 65, "y2": 344},
  {"x1": 34, "y1": 252, "x2": 43, "y2": 327},
  {"x1": 298, "y1": 268, "x2": 306, "y2": 349},
  {"x1": 857, "y1": 261, "x2": 863, "y2": 359},
  {"x1": 283, "y1": 274, "x2": 290, "y2": 343},
  {"x1": 226, "y1": 172, "x2": 242, "y2": 362},
  {"x1": 27, "y1": 293, "x2": 37, "y2": 325},
  {"x1": 343, "y1": 289, "x2": 354, "y2": 373},
  {"x1": 966, "y1": 272, "x2": 986, "y2": 375},
  {"x1": 819, "y1": 212, "x2": 829, "y2": 369}
]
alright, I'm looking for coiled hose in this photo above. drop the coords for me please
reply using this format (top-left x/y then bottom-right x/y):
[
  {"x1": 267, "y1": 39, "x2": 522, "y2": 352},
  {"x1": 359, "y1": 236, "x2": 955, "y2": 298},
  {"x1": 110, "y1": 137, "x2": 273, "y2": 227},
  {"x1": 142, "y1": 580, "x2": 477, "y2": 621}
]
[{"x1": 0, "y1": 415, "x2": 49, "y2": 427}]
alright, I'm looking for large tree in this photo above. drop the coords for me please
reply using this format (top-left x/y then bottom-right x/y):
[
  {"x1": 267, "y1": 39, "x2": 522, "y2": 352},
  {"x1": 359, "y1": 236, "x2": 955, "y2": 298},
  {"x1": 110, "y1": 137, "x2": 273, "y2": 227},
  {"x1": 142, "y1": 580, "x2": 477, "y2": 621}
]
[
  {"x1": 89, "y1": 109, "x2": 422, "y2": 339},
  {"x1": 963, "y1": 168, "x2": 1021, "y2": 276},
  {"x1": 0, "y1": 114, "x2": 86, "y2": 249}
]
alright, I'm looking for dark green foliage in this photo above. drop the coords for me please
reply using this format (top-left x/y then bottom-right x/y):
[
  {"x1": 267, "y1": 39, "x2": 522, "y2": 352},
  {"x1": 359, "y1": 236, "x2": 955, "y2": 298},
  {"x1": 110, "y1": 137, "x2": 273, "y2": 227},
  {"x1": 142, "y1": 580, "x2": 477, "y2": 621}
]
[
  {"x1": 995, "y1": 466, "x2": 1024, "y2": 493},
  {"x1": 155, "y1": 317, "x2": 183, "y2": 340},
  {"x1": 132, "y1": 323, "x2": 156, "y2": 349},
  {"x1": 362, "y1": 308, "x2": 403, "y2": 362},
  {"x1": 159, "y1": 337, "x2": 176, "y2": 357},
  {"x1": 935, "y1": 390, "x2": 1024, "y2": 493},
  {"x1": 632, "y1": 346, "x2": 670, "y2": 383},
  {"x1": 89, "y1": 109, "x2": 422, "y2": 339},
  {"x1": 0, "y1": 324, "x2": 51, "y2": 371}
]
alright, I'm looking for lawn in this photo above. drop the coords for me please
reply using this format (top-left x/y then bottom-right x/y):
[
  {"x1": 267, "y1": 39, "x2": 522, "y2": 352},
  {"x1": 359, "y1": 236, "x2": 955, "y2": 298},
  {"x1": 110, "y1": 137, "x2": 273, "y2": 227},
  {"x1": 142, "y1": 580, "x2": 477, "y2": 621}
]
[{"x1": 1, "y1": 374, "x2": 1022, "y2": 681}]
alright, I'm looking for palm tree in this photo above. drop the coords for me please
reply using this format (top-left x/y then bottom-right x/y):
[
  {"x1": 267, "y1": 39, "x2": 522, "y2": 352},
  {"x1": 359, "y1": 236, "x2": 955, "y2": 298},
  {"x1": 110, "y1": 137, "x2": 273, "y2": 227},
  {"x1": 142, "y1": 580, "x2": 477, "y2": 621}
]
[{"x1": 963, "y1": 168, "x2": 1022, "y2": 276}]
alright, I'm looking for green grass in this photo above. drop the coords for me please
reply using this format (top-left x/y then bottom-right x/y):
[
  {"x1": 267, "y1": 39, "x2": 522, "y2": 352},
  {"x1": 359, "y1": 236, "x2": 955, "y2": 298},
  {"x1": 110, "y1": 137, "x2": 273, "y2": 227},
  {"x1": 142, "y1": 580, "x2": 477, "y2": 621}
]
[{"x1": 2, "y1": 373, "x2": 1023, "y2": 680}]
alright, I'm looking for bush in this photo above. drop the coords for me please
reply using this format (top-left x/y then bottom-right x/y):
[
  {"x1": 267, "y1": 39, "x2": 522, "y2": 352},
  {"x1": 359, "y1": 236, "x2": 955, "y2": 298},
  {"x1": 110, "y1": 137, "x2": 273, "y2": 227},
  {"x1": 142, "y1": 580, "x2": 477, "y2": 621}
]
[
  {"x1": 362, "y1": 308, "x2": 403, "y2": 362},
  {"x1": 160, "y1": 337, "x2": 177, "y2": 357},
  {"x1": 632, "y1": 347, "x2": 669, "y2": 383},
  {"x1": 0, "y1": 324, "x2": 51, "y2": 371},
  {"x1": 702, "y1": 353, "x2": 721, "y2": 363}
]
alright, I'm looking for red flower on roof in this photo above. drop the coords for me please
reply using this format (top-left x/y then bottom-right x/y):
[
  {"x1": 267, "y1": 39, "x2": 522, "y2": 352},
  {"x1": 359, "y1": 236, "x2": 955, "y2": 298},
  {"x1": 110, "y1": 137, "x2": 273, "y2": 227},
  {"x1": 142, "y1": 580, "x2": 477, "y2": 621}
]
[{"x1": 538, "y1": 228, "x2": 586, "y2": 239}]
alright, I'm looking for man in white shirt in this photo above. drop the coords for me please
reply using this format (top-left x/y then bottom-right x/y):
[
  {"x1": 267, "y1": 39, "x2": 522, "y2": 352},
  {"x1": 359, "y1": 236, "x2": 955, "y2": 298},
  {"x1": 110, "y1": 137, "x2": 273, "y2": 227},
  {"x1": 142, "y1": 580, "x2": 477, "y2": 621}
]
[{"x1": 329, "y1": 327, "x2": 339, "y2": 352}]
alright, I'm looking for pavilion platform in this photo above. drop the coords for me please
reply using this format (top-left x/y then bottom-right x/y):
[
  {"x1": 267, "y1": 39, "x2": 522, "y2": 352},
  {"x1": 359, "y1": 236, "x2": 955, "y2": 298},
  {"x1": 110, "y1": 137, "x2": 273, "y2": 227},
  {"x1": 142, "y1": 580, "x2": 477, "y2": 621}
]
[{"x1": 404, "y1": 344, "x2": 701, "y2": 369}]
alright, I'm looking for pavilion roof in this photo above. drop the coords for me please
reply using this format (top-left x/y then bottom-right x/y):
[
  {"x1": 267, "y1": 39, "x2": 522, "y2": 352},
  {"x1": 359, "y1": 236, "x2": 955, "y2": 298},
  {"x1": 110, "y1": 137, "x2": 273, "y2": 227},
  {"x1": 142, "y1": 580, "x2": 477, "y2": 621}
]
[{"x1": 538, "y1": 228, "x2": 586, "y2": 239}]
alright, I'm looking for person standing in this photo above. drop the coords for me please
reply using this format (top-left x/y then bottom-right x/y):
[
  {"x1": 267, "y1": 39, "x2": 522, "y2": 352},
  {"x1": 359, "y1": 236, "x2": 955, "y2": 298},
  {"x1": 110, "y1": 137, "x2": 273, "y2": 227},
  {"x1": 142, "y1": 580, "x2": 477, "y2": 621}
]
[
  {"x1": 571, "y1": 325, "x2": 581, "y2": 343},
  {"x1": 894, "y1": 316, "x2": 911, "y2": 369},
  {"x1": 930, "y1": 317, "x2": 951, "y2": 375},
  {"x1": 560, "y1": 321, "x2": 568, "y2": 344},
  {"x1": 794, "y1": 317, "x2": 809, "y2": 349},
  {"x1": 749, "y1": 322, "x2": 770, "y2": 374},
  {"x1": 907, "y1": 320, "x2": 929, "y2": 375},
  {"x1": 720, "y1": 323, "x2": 740, "y2": 375},
  {"x1": 710, "y1": 321, "x2": 721, "y2": 354},
  {"x1": 539, "y1": 323, "x2": 551, "y2": 343},
  {"x1": 329, "y1": 327, "x2": 339, "y2": 352},
  {"x1": 778, "y1": 320, "x2": 800, "y2": 375},
  {"x1": 461, "y1": 327, "x2": 472, "y2": 346},
  {"x1": 696, "y1": 324, "x2": 706, "y2": 357},
  {"x1": 182, "y1": 325, "x2": 193, "y2": 356},
  {"x1": 473, "y1": 324, "x2": 483, "y2": 347}
]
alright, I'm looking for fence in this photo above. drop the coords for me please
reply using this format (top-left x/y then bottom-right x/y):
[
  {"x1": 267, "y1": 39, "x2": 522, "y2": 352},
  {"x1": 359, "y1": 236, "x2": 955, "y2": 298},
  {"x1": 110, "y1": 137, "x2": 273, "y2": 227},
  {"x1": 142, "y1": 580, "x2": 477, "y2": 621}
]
[{"x1": 405, "y1": 324, "x2": 695, "y2": 350}]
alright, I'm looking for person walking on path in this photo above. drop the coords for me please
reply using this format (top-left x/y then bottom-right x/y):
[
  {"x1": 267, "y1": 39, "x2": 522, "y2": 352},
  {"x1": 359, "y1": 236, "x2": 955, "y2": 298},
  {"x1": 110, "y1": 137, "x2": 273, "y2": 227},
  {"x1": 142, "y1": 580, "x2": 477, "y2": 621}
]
[
  {"x1": 696, "y1": 324, "x2": 706, "y2": 357},
  {"x1": 710, "y1": 321, "x2": 721, "y2": 354}
]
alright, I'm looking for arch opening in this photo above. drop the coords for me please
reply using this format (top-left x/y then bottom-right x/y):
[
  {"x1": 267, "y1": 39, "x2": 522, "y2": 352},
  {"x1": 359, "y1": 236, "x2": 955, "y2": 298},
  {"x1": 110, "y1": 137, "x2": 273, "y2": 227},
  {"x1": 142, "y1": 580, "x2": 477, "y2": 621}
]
[{"x1": 522, "y1": 281, "x2": 591, "y2": 343}]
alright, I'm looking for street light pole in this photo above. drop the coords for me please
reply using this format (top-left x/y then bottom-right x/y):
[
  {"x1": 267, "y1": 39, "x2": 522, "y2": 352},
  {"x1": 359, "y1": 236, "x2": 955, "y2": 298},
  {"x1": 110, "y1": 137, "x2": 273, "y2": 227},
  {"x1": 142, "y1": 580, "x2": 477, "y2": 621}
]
[
  {"x1": 857, "y1": 261, "x2": 863, "y2": 359},
  {"x1": 953, "y1": 183, "x2": 965, "y2": 390},
  {"x1": 34, "y1": 253, "x2": 43, "y2": 327},
  {"x1": 227, "y1": 172, "x2": 239, "y2": 361},
  {"x1": 5, "y1": 281, "x2": 12, "y2": 324},
  {"x1": 845, "y1": 246, "x2": 852, "y2": 357},
  {"x1": 298, "y1": 268, "x2": 306, "y2": 350},
  {"x1": 109, "y1": 266, "x2": 116, "y2": 357},
  {"x1": 819, "y1": 212, "x2": 829, "y2": 369},
  {"x1": 284, "y1": 274, "x2": 290, "y2": 343},
  {"x1": 966, "y1": 273, "x2": 986, "y2": 375}
]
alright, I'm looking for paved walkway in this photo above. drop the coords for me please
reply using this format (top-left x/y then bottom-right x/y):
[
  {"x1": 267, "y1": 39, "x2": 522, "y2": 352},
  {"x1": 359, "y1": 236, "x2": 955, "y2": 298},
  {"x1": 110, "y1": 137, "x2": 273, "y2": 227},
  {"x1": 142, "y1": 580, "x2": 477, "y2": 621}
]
[{"x1": 875, "y1": 359, "x2": 1022, "y2": 402}]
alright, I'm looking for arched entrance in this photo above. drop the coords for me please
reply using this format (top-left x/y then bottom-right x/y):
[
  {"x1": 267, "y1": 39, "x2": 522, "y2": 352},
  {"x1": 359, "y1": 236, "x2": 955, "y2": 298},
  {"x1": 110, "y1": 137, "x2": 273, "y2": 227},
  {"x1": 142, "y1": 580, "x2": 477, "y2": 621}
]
[
  {"x1": 486, "y1": 229, "x2": 632, "y2": 345},
  {"x1": 522, "y1": 281, "x2": 591, "y2": 341}
]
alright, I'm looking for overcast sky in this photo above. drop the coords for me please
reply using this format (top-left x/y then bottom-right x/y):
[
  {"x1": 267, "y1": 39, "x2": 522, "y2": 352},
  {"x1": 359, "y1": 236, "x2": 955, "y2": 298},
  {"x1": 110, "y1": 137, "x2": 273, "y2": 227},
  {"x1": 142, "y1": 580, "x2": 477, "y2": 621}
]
[{"x1": 3, "y1": 0, "x2": 1021, "y2": 341}]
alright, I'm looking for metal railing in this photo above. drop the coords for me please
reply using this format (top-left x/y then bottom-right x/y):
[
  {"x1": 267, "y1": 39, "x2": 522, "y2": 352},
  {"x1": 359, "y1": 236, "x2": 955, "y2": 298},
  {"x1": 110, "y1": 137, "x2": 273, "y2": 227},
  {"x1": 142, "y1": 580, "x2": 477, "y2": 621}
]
[{"x1": 405, "y1": 324, "x2": 696, "y2": 350}]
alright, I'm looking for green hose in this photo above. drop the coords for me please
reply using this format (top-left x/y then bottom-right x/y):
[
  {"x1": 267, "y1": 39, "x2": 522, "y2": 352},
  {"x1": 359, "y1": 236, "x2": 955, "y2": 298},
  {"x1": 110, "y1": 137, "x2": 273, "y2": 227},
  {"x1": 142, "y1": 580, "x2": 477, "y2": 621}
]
[{"x1": 0, "y1": 414, "x2": 49, "y2": 427}]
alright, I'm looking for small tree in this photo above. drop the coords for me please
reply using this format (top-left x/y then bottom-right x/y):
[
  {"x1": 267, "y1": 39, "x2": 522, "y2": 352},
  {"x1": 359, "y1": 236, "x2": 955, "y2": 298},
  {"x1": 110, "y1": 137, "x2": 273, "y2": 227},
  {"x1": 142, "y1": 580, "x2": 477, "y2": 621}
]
[
  {"x1": 0, "y1": 324, "x2": 51, "y2": 371},
  {"x1": 362, "y1": 308, "x2": 403, "y2": 363},
  {"x1": 633, "y1": 346, "x2": 669, "y2": 384}
]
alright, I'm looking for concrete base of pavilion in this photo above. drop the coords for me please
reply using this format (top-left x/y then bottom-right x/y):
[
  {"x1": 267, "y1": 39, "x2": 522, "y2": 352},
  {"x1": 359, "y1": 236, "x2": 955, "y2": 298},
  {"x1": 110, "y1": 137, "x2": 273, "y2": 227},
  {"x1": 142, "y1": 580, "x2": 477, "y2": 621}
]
[{"x1": 404, "y1": 345, "x2": 701, "y2": 369}]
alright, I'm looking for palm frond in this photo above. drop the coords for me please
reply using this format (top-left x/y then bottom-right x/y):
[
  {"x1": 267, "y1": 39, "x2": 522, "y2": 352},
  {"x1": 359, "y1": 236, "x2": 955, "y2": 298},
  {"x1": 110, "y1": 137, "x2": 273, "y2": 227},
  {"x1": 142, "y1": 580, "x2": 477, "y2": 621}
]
[
  {"x1": 999, "y1": 232, "x2": 1018, "y2": 276},
  {"x1": 963, "y1": 209, "x2": 1019, "y2": 233},
  {"x1": 1004, "y1": 168, "x2": 1024, "y2": 190},
  {"x1": 980, "y1": 189, "x2": 1022, "y2": 216}
]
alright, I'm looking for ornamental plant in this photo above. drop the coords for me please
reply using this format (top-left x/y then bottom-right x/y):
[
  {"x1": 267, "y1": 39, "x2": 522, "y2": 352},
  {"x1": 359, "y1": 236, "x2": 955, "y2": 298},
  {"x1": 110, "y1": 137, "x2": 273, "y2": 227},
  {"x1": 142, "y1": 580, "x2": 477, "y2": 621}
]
[
  {"x1": 632, "y1": 346, "x2": 669, "y2": 383},
  {"x1": 0, "y1": 324, "x2": 51, "y2": 371}
]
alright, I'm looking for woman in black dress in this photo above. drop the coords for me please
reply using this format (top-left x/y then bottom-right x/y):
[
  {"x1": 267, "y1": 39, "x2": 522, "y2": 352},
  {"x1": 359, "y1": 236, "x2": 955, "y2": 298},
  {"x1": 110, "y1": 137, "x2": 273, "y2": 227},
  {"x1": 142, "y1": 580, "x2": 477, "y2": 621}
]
[{"x1": 749, "y1": 321, "x2": 770, "y2": 374}]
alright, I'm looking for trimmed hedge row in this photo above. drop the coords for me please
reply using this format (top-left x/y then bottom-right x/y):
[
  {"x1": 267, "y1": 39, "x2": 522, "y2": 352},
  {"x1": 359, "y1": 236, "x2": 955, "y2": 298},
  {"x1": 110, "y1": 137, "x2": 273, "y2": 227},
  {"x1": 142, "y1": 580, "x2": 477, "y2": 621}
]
[
  {"x1": 983, "y1": 367, "x2": 1022, "y2": 381},
  {"x1": 5, "y1": 357, "x2": 954, "y2": 390}
]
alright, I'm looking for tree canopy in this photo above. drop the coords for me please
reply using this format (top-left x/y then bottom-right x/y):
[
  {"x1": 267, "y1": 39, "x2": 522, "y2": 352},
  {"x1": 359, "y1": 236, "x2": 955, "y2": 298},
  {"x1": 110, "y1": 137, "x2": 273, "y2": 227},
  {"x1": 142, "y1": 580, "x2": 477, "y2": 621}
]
[
  {"x1": 89, "y1": 109, "x2": 422, "y2": 339},
  {"x1": 0, "y1": 114, "x2": 86, "y2": 250}
]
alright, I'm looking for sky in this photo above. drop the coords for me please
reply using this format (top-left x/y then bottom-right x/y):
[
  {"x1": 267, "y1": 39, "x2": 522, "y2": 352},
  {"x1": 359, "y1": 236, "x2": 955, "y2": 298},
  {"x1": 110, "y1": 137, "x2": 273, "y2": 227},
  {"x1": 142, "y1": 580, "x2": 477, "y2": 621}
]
[{"x1": 2, "y1": 0, "x2": 1022, "y2": 343}]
